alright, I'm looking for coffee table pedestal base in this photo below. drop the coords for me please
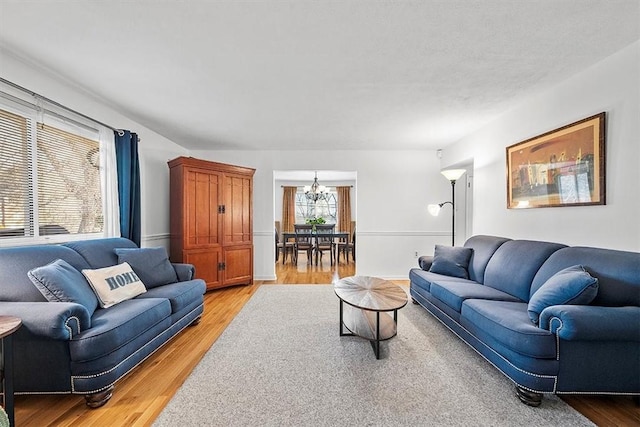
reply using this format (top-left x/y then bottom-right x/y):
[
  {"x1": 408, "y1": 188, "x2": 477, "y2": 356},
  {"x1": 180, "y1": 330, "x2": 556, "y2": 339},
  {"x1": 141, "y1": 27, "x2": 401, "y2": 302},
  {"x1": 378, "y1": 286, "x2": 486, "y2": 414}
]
[{"x1": 339, "y1": 301, "x2": 398, "y2": 359}]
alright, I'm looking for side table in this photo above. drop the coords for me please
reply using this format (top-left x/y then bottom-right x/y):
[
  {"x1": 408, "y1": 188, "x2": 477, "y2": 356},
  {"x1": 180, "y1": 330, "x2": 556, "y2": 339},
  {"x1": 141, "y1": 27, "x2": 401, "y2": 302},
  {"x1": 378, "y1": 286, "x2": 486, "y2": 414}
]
[{"x1": 0, "y1": 316, "x2": 22, "y2": 427}]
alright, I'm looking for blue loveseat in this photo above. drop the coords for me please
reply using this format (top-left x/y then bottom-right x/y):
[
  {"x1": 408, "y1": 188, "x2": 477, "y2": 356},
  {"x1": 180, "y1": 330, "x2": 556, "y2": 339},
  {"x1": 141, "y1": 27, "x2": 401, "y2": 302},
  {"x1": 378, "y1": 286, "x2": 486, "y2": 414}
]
[
  {"x1": 409, "y1": 235, "x2": 640, "y2": 406},
  {"x1": 0, "y1": 238, "x2": 206, "y2": 407}
]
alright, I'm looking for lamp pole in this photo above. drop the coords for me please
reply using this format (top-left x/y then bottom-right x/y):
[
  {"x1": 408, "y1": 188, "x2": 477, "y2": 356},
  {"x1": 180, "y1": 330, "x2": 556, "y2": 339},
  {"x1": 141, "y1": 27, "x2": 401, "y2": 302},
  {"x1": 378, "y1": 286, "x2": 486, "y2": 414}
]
[
  {"x1": 449, "y1": 179, "x2": 456, "y2": 246},
  {"x1": 429, "y1": 168, "x2": 466, "y2": 247}
]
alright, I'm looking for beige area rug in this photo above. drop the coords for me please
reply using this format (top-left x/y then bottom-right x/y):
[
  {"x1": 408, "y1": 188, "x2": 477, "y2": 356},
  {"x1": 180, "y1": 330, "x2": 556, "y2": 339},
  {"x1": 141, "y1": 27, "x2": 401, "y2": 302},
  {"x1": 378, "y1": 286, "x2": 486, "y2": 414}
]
[{"x1": 154, "y1": 285, "x2": 594, "y2": 426}]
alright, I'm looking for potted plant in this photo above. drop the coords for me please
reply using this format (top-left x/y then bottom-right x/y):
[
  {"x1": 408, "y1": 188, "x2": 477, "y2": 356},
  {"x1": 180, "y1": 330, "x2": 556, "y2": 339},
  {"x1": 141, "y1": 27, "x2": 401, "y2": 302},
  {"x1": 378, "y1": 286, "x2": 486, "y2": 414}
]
[{"x1": 305, "y1": 217, "x2": 326, "y2": 231}]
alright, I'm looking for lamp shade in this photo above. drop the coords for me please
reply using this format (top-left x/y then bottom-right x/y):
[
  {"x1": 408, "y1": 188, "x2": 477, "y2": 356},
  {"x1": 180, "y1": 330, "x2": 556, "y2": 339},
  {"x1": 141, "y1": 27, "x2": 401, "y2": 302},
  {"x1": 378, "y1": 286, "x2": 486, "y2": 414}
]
[
  {"x1": 441, "y1": 169, "x2": 466, "y2": 181},
  {"x1": 427, "y1": 204, "x2": 442, "y2": 216}
]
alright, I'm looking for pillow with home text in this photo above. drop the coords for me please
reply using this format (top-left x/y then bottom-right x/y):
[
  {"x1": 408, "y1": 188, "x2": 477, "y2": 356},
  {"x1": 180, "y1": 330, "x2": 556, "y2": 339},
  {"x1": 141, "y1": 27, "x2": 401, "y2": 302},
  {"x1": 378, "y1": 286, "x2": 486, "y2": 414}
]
[{"x1": 82, "y1": 262, "x2": 146, "y2": 308}]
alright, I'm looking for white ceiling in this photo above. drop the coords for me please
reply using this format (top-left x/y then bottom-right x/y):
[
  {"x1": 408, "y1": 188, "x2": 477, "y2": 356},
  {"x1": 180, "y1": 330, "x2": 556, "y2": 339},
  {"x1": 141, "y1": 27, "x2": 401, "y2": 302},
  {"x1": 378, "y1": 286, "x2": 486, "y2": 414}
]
[{"x1": 0, "y1": 1, "x2": 638, "y2": 151}]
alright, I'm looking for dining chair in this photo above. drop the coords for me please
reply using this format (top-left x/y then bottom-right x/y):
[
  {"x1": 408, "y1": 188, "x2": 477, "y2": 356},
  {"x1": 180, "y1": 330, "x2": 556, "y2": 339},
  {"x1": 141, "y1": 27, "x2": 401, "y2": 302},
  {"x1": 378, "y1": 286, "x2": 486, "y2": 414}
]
[
  {"x1": 337, "y1": 227, "x2": 355, "y2": 263},
  {"x1": 314, "y1": 224, "x2": 335, "y2": 265},
  {"x1": 275, "y1": 224, "x2": 295, "y2": 264},
  {"x1": 293, "y1": 224, "x2": 314, "y2": 264},
  {"x1": 275, "y1": 226, "x2": 278, "y2": 262}
]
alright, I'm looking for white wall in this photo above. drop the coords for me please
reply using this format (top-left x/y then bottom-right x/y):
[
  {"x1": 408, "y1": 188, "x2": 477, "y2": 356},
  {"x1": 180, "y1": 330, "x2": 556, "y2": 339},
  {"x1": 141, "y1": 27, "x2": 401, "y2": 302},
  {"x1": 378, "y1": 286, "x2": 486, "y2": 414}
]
[
  {"x1": 274, "y1": 178, "x2": 357, "y2": 226},
  {"x1": 190, "y1": 150, "x2": 451, "y2": 280},
  {"x1": 0, "y1": 49, "x2": 190, "y2": 249},
  {"x1": 441, "y1": 41, "x2": 640, "y2": 251}
]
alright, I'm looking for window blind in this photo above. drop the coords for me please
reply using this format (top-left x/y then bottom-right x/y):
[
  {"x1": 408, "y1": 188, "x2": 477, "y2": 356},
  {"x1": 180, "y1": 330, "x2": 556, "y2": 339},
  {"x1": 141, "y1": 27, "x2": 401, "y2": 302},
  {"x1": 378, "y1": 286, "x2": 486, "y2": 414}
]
[
  {"x1": 0, "y1": 105, "x2": 104, "y2": 241},
  {"x1": 37, "y1": 123, "x2": 102, "y2": 235},
  {"x1": 0, "y1": 108, "x2": 33, "y2": 237}
]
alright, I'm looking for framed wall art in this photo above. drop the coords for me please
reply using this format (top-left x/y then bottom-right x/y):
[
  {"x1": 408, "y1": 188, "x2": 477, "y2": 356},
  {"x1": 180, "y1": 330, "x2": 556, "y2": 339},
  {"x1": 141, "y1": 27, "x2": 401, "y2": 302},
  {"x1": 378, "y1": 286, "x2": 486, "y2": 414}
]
[{"x1": 506, "y1": 112, "x2": 606, "y2": 209}]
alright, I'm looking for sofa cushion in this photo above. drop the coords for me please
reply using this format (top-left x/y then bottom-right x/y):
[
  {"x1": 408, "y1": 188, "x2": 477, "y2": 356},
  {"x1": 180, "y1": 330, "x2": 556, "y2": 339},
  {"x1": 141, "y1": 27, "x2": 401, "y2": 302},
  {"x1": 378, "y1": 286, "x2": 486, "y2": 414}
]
[
  {"x1": 27, "y1": 259, "x2": 99, "y2": 317},
  {"x1": 531, "y1": 246, "x2": 640, "y2": 307},
  {"x1": 528, "y1": 265, "x2": 599, "y2": 324},
  {"x1": 463, "y1": 235, "x2": 511, "y2": 283},
  {"x1": 429, "y1": 245, "x2": 473, "y2": 279},
  {"x1": 461, "y1": 299, "x2": 557, "y2": 359},
  {"x1": 430, "y1": 280, "x2": 522, "y2": 313},
  {"x1": 82, "y1": 263, "x2": 147, "y2": 308},
  {"x1": 136, "y1": 279, "x2": 206, "y2": 314},
  {"x1": 64, "y1": 237, "x2": 138, "y2": 269},
  {"x1": 0, "y1": 245, "x2": 91, "y2": 302},
  {"x1": 409, "y1": 268, "x2": 476, "y2": 293},
  {"x1": 483, "y1": 240, "x2": 567, "y2": 301},
  {"x1": 114, "y1": 247, "x2": 178, "y2": 289},
  {"x1": 69, "y1": 297, "x2": 171, "y2": 362}
]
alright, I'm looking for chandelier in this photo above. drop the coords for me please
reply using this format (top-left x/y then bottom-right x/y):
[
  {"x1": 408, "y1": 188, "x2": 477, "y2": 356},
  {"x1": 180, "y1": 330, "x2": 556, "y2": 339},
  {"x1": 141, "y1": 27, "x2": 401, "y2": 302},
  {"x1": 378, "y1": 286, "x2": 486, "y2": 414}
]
[{"x1": 304, "y1": 171, "x2": 328, "y2": 202}]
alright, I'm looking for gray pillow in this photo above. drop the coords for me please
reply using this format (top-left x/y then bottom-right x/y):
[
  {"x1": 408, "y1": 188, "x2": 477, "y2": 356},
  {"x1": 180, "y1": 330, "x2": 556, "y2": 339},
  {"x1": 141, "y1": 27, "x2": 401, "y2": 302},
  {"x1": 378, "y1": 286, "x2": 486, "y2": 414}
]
[
  {"x1": 429, "y1": 245, "x2": 473, "y2": 279},
  {"x1": 28, "y1": 258, "x2": 98, "y2": 317},
  {"x1": 114, "y1": 247, "x2": 178, "y2": 289},
  {"x1": 528, "y1": 265, "x2": 598, "y2": 324}
]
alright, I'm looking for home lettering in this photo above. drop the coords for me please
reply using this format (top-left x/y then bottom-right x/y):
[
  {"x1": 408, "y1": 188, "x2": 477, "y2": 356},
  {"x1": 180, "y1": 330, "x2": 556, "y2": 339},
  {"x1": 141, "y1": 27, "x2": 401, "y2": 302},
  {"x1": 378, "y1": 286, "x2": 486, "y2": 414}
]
[{"x1": 105, "y1": 271, "x2": 140, "y2": 290}]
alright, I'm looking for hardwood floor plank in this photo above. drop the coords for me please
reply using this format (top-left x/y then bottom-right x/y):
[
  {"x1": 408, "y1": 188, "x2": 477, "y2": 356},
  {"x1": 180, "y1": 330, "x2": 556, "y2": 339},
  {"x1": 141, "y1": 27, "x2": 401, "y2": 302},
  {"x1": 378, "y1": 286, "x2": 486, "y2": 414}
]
[{"x1": 13, "y1": 256, "x2": 638, "y2": 426}]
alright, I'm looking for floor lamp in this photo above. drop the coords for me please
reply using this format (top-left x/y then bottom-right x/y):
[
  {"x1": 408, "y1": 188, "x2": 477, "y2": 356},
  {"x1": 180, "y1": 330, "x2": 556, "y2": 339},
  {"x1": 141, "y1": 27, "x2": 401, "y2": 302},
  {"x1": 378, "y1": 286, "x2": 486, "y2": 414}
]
[{"x1": 428, "y1": 169, "x2": 466, "y2": 246}]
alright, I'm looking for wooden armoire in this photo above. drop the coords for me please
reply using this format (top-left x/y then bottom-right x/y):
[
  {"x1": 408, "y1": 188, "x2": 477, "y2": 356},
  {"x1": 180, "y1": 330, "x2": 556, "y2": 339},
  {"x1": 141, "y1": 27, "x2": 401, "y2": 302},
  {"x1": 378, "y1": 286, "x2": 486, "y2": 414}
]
[{"x1": 168, "y1": 156, "x2": 254, "y2": 290}]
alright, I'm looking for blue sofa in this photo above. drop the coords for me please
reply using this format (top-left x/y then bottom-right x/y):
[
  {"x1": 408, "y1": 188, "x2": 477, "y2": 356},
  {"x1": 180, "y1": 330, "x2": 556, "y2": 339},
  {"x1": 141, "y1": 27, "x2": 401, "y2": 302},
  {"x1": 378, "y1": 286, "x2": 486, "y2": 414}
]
[
  {"x1": 409, "y1": 235, "x2": 640, "y2": 406},
  {"x1": 0, "y1": 238, "x2": 206, "y2": 407}
]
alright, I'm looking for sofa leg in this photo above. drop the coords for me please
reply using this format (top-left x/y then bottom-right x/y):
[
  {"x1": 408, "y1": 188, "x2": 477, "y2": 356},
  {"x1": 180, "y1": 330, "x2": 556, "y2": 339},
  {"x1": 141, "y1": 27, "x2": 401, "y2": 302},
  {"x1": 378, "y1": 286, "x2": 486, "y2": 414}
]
[
  {"x1": 190, "y1": 316, "x2": 202, "y2": 326},
  {"x1": 411, "y1": 298, "x2": 419, "y2": 305},
  {"x1": 85, "y1": 385, "x2": 114, "y2": 408},
  {"x1": 515, "y1": 385, "x2": 543, "y2": 407}
]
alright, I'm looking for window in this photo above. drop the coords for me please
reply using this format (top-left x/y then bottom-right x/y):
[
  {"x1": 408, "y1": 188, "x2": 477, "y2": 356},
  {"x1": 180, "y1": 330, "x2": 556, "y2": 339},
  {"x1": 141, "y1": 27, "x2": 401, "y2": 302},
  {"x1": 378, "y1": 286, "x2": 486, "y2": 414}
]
[
  {"x1": 0, "y1": 98, "x2": 105, "y2": 244},
  {"x1": 294, "y1": 190, "x2": 337, "y2": 224}
]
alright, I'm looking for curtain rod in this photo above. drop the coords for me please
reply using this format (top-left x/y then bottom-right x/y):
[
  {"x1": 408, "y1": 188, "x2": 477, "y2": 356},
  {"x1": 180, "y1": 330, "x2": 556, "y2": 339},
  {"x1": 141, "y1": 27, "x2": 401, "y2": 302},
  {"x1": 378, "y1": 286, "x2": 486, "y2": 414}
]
[
  {"x1": 0, "y1": 77, "x2": 124, "y2": 135},
  {"x1": 281, "y1": 185, "x2": 353, "y2": 188}
]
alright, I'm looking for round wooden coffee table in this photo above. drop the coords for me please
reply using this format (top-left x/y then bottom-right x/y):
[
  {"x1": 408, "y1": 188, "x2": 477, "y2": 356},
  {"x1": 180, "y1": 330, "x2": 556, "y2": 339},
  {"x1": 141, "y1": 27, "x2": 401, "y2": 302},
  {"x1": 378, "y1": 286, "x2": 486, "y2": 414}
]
[{"x1": 334, "y1": 276, "x2": 408, "y2": 359}]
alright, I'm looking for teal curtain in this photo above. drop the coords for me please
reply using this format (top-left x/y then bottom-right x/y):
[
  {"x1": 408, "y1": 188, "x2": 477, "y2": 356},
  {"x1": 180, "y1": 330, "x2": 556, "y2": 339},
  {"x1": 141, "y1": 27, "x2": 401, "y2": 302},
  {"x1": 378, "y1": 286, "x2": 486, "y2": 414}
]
[{"x1": 114, "y1": 130, "x2": 141, "y2": 246}]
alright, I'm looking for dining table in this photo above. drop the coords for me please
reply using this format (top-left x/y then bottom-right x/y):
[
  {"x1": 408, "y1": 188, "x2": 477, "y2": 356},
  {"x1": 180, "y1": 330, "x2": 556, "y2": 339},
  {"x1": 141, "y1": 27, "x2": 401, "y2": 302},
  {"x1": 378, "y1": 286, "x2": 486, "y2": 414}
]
[{"x1": 282, "y1": 230, "x2": 350, "y2": 265}]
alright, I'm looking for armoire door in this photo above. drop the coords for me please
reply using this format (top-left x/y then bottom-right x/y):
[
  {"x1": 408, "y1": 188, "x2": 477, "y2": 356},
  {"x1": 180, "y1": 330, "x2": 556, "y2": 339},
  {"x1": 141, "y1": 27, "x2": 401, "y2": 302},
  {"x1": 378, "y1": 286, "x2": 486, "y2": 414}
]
[
  {"x1": 223, "y1": 174, "x2": 252, "y2": 246},
  {"x1": 184, "y1": 248, "x2": 222, "y2": 289},
  {"x1": 186, "y1": 168, "x2": 221, "y2": 248},
  {"x1": 223, "y1": 246, "x2": 253, "y2": 286}
]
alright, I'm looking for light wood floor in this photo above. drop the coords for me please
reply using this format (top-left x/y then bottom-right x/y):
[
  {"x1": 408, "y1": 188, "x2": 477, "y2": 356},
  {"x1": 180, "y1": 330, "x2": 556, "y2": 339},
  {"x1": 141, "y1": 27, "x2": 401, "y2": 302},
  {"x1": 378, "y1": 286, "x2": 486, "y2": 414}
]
[{"x1": 14, "y1": 254, "x2": 639, "y2": 426}]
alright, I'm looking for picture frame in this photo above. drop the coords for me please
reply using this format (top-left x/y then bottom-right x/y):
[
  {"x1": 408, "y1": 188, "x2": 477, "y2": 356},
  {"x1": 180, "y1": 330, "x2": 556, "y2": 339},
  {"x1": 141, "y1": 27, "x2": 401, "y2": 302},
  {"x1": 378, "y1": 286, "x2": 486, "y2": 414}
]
[{"x1": 506, "y1": 113, "x2": 606, "y2": 209}]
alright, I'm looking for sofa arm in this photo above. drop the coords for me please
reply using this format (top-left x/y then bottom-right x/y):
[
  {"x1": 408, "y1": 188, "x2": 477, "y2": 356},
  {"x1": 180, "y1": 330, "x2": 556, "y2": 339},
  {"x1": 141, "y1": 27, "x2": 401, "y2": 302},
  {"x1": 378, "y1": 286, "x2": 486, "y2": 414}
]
[
  {"x1": 0, "y1": 301, "x2": 91, "y2": 340},
  {"x1": 172, "y1": 263, "x2": 195, "y2": 281},
  {"x1": 418, "y1": 256, "x2": 433, "y2": 271},
  {"x1": 539, "y1": 305, "x2": 640, "y2": 342}
]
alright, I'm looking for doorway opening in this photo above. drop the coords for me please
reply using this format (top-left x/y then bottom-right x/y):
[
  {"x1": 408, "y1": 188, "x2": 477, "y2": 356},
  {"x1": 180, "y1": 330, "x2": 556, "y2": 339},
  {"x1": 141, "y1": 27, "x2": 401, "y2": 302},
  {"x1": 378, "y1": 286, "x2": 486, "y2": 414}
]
[{"x1": 273, "y1": 170, "x2": 356, "y2": 282}]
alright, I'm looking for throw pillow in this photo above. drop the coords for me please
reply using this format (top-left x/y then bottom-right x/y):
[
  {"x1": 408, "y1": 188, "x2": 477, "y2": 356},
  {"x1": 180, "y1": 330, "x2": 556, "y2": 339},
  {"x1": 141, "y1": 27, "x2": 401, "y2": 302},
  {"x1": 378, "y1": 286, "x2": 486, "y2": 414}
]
[
  {"x1": 27, "y1": 259, "x2": 99, "y2": 316},
  {"x1": 114, "y1": 247, "x2": 178, "y2": 289},
  {"x1": 528, "y1": 265, "x2": 599, "y2": 324},
  {"x1": 429, "y1": 245, "x2": 473, "y2": 279},
  {"x1": 82, "y1": 262, "x2": 147, "y2": 308}
]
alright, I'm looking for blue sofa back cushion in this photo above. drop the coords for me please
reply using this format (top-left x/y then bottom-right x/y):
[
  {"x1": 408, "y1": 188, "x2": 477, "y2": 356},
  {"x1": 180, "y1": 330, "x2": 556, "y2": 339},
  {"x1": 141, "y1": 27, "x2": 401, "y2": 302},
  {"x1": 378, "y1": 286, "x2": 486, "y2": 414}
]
[
  {"x1": 27, "y1": 258, "x2": 99, "y2": 317},
  {"x1": 484, "y1": 240, "x2": 567, "y2": 301},
  {"x1": 429, "y1": 245, "x2": 473, "y2": 279},
  {"x1": 114, "y1": 247, "x2": 178, "y2": 289},
  {"x1": 531, "y1": 246, "x2": 640, "y2": 307},
  {"x1": 527, "y1": 265, "x2": 599, "y2": 324},
  {"x1": 0, "y1": 245, "x2": 90, "y2": 302},
  {"x1": 463, "y1": 235, "x2": 511, "y2": 283},
  {"x1": 64, "y1": 237, "x2": 138, "y2": 269}
]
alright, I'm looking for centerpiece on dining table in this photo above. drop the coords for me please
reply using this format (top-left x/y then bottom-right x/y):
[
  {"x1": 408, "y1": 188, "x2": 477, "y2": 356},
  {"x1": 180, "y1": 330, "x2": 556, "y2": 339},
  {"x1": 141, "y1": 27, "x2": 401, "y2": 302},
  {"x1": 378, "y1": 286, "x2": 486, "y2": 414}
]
[{"x1": 305, "y1": 217, "x2": 325, "y2": 231}]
